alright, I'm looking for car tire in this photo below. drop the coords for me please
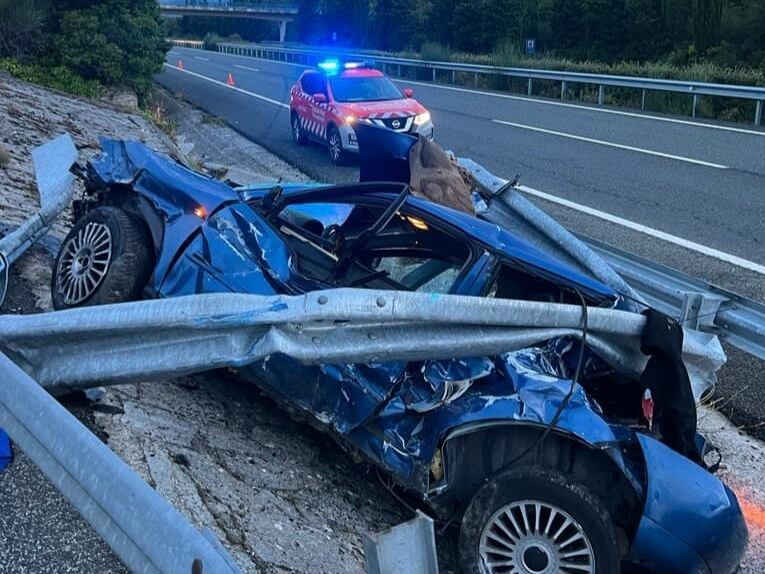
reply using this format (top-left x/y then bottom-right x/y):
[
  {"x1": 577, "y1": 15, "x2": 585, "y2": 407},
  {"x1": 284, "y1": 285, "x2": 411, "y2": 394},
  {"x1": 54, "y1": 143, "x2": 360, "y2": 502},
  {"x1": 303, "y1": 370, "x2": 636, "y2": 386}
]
[
  {"x1": 51, "y1": 207, "x2": 153, "y2": 310},
  {"x1": 327, "y1": 125, "x2": 346, "y2": 165},
  {"x1": 459, "y1": 467, "x2": 620, "y2": 574},
  {"x1": 291, "y1": 112, "x2": 307, "y2": 146}
]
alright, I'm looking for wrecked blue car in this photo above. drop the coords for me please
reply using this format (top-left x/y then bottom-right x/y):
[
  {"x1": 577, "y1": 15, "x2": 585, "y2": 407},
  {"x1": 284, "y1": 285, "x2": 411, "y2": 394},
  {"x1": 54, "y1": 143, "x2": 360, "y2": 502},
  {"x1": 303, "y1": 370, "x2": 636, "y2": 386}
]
[{"x1": 51, "y1": 131, "x2": 747, "y2": 574}]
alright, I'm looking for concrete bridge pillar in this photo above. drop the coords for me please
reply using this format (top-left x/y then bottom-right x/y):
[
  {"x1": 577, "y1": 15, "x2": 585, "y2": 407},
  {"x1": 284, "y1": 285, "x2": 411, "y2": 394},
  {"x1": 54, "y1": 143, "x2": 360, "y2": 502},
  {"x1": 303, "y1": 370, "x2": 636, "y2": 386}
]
[{"x1": 279, "y1": 20, "x2": 287, "y2": 43}]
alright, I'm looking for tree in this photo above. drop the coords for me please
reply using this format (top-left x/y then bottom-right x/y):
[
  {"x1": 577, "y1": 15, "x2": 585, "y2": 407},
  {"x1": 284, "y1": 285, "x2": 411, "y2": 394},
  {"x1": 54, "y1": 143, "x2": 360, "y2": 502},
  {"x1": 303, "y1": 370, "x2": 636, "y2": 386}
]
[
  {"x1": 0, "y1": 0, "x2": 49, "y2": 58},
  {"x1": 47, "y1": 0, "x2": 167, "y2": 97}
]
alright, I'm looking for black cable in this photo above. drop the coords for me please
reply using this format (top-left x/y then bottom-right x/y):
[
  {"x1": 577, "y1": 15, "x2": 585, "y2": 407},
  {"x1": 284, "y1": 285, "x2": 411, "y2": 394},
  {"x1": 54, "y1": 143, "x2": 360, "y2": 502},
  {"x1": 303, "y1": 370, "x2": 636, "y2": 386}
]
[{"x1": 500, "y1": 287, "x2": 590, "y2": 468}]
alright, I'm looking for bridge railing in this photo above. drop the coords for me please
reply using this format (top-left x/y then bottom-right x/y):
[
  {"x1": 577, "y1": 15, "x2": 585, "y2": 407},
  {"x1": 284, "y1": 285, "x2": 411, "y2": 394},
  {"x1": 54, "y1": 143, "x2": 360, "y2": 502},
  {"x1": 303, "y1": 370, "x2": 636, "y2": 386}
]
[{"x1": 212, "y1": 41, "x2": 765, "y2": 125}]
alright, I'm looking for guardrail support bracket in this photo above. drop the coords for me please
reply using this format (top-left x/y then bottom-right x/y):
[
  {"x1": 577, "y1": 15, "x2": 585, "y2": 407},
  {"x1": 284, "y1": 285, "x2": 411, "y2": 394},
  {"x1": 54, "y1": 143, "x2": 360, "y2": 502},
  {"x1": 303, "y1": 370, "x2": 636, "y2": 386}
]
[
  {"x1": 364, "y1": 511, "x2": 439, "y2": 574},
  {"x1": 680, "y1": 292, "x2": 728, "y2": 331}
]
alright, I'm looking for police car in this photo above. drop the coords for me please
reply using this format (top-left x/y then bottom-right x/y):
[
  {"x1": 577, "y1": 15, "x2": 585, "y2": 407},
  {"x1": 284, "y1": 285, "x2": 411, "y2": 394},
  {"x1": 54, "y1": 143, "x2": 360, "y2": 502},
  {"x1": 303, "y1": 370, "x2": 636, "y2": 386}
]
[{"x1": 289, "y1": 59, "x2": 434, "y2": 165}]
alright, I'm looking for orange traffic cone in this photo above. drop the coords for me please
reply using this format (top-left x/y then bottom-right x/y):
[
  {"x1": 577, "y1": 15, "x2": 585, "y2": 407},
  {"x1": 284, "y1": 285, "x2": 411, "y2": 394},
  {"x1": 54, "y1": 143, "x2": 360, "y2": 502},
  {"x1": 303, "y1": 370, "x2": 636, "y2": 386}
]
[
  {"x1": 226, "y1": 72, "x2": 235, "y2": 87},
  {"x1": 177, "y1": 59, "x2": 184, "y2": 70}
]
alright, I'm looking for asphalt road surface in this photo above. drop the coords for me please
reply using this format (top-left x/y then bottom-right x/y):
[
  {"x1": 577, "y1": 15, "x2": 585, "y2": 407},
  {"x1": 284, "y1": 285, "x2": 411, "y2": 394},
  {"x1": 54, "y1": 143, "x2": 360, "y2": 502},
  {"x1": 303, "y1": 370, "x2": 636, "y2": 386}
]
[{"x1": 157, "y1": 46, "x2": 765, "y2": 438}]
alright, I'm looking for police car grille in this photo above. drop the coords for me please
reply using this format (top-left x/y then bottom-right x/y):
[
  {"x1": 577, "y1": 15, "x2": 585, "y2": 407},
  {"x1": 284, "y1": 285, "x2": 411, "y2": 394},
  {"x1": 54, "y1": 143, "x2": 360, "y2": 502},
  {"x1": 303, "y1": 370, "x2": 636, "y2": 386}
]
[{"x1": 381, "y1": 116, "x2": 411, "y2": 130}]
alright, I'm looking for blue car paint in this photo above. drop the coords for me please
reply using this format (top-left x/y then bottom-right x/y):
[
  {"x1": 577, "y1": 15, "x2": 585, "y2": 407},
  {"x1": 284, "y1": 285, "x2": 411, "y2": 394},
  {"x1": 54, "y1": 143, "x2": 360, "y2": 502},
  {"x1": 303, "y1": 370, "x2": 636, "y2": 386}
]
[
  {"x1": 628, "y1": 434, "x2": 748, "y2": 574},
  {"x1": 88, "y1": 140, "x2": 747, "y2": 573},
  {"x1": 0, "y1": 428, "x2": 11, "y2": 472}
]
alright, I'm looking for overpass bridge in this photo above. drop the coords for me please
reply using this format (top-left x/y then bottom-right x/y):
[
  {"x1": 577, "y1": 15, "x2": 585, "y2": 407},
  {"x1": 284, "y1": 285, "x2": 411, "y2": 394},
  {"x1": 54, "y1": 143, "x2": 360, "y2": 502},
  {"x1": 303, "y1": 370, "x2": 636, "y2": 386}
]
[{"x1": 158, "y1": 1, "x2": 299, "y2": 42}]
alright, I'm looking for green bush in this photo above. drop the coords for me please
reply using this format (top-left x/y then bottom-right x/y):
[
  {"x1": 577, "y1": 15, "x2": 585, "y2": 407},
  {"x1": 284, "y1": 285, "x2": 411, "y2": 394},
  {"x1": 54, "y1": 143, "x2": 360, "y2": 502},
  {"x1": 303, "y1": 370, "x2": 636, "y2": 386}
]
[
  {"x1": 47, "y1": 0, "x2": 167, "y2": 99},
  {"x1": 0, "y1": 57, "x2": 103, "y2": 98}
]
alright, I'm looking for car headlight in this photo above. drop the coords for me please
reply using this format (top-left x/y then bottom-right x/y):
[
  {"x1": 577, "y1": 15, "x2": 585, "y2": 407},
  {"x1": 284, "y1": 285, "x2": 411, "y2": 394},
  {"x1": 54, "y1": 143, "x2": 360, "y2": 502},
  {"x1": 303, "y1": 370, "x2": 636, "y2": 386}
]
[{"x1": 414, "y1": 111, "x2": 431, "y2": 126}]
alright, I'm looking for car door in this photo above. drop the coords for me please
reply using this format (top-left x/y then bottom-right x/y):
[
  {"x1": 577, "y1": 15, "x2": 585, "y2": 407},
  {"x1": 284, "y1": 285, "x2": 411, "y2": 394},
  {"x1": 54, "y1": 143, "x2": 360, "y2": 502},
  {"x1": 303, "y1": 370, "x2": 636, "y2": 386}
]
[{"x1": 299, "y1": 72, "x2": 329, "y2": 141}]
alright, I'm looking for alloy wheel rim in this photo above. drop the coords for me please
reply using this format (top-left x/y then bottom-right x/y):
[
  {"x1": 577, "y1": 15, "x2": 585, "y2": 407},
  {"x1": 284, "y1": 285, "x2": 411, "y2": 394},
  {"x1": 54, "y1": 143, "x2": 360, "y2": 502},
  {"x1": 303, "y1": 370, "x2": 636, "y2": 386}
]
[
  {"x1": 57, "y1": 221, "x2": 112, "y2": 305},
  {"x1": 479, "y1": 500, "x2": 595, "y2": 574},
  {"x1": 292, "y1": 117, "x2": 301, "y2": 141},
  {"x1": 329, "y1": 131, "x2": 341, "y2": 160}
]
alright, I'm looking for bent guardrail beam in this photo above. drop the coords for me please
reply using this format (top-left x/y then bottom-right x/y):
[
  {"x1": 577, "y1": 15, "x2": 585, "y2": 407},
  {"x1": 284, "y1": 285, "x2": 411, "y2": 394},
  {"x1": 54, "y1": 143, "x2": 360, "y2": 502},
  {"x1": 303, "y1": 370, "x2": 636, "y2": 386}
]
[
  {"x1": 0, "y1": 288, "x2": 722, "y2": 400},
  {"x1": 0, "y1": 134, "x2": 77, "y2": 306},
  {"x1": 0, "y1": 351, "x2": 243, "y2": 574}
]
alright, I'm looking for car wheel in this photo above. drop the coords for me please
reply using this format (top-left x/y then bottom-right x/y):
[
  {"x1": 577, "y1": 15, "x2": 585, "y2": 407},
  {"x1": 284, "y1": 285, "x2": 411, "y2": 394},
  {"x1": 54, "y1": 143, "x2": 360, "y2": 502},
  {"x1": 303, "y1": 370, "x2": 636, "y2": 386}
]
[
  {"x1": 51, "y1": 206, "x2": 153, "y2": 310},
  {"x1": 327, "y1": 125, "x2": 346, "y2": 165},
  {"x1": 291, "y1": 113, "x2": 307, "y2": 145},
  {"x1": 459, "y1": 467, "x2": 620, "y2": 574}
]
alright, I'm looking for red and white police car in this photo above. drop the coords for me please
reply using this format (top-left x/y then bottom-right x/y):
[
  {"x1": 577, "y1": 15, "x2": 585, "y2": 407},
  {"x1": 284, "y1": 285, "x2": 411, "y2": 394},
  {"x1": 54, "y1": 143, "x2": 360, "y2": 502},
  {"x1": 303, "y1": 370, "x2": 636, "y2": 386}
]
[{"x1": 289, "y1": 60, "x2": 434, "y2": 164}]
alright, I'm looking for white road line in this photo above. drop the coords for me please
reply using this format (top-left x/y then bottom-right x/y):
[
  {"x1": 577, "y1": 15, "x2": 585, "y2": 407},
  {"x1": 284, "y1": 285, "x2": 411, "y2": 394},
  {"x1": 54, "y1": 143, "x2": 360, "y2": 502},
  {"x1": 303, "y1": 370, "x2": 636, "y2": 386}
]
[
  {"x1": 517, "y1": 184, "x2": 765, "y2": 275},
  {"x1": 162, "y1": 63, "x2": 289, "y2": 109},
  {"x1": 194, "y1": 56, "x2": 210, "y2": 61},
  {"x1": 397, "y1": 78, "x2": 765, "y2": 137},
  {"x1": 234, "y1": 64, "x2": 261, "y2": 72},
  {"x1": 493, "y1": 119, "x2": 729, "y2": 169}
]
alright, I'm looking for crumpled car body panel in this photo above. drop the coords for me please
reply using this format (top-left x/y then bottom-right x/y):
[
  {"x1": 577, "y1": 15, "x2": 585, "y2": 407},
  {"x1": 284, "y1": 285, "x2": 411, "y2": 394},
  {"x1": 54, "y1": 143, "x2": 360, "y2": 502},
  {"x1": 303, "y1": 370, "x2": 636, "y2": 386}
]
[{"x1": 84, "y1": 139, "x2": 746, "y2": 574}]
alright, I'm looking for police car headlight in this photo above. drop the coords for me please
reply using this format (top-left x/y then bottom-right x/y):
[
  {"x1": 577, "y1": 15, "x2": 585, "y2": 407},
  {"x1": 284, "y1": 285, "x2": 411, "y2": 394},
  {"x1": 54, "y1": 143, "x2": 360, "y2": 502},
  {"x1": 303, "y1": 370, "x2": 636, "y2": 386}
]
[{"x1": 414, "y1": 111, "x2": 431, "y2": 126}]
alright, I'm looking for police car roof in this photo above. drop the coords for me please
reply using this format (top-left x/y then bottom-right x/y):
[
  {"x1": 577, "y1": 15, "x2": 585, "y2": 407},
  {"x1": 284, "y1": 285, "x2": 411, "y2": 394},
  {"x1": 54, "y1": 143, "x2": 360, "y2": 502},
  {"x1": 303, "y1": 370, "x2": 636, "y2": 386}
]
[{"x1": 316, "y1": 67, "x2": 384, "y2": 79}]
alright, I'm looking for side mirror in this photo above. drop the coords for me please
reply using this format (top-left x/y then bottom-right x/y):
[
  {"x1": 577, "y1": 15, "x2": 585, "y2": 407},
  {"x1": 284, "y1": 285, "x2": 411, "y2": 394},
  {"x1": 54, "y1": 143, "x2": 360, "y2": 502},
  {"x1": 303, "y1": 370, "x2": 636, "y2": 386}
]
[
  {"x1": 402, "y1": 88, "x2": 414, "y2": 98},
  {"x1": 313, "y1": 93, "x2": 328, "y2": 103}
]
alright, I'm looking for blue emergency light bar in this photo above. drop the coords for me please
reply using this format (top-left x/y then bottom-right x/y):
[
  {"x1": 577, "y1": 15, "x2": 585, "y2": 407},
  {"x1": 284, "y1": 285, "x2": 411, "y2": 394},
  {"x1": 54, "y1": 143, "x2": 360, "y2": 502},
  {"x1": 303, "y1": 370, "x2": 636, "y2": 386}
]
[{"x1": 317, "y1": 59, "x2": 370, "y2": 73}]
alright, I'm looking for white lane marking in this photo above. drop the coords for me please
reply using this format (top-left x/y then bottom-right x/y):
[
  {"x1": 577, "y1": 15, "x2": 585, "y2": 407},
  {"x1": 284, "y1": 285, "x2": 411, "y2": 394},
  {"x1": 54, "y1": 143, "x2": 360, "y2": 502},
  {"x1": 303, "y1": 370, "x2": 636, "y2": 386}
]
[
  {"x1": 493, "y1": 119, "x2": 729, "y2": 169},
  {"x1": 517, "y1": 184, "x2": 765, "y2": 275},
  {"x1": 234, "y1": 64, "x2": 261, "y2": 72},
  {"x1": 194, "y1": 56, "x2": 210, "y2": 61},
  {"x1": 397, "y1": 78, "x2": 765, "y2": 137},
  {"x1": 162, "y1": 63, "x2": 289, "y2": 109}
]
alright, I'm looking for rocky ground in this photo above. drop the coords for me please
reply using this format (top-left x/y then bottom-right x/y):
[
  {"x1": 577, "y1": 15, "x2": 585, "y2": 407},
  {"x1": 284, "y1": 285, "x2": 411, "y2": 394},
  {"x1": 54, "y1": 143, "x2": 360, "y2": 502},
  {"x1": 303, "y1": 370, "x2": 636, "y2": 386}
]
[{"x1": 1, "y1": 73, "x2": 764, "y2": 573}]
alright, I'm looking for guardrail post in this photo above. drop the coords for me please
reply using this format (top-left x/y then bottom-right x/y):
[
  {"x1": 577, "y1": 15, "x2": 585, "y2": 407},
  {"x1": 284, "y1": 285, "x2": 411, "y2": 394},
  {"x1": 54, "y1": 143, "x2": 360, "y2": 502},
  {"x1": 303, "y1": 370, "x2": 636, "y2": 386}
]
[
  {"x1": 528, "y1": 78, "x2": 533, "y2": 96},
  {"x1": 756, "y1": 101, "x2": 763, "y2": 126},
  {"x1": 474, "y1": 72, "x2": 478, "y2": 88},
  {"x1": 432, "y1": 68, "x2": 436, "y2": 83},
  {"x1": 692, "y1": 94, "x2": 698, "y2": 117},
  {"x1": 561, "y1": 80, "x2": 567, "y2": 100},
  {"x1": 452, "y1": 70, "x2": 456, "y2": 84},
  {"x1": 641, "y1": 89, "x2": 646, "y2": 110},
  {"x1": 598, "y1": 85, "x2": 604, "y2": 105}
]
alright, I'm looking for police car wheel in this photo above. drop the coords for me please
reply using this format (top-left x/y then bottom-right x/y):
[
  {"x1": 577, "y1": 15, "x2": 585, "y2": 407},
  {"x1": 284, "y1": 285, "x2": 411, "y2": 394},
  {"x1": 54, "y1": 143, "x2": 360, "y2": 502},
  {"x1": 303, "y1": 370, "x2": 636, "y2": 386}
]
[
  {"x1": 327, "y1": 126, "x2": 346, "y2": 165},
  {"x1": 291, "y1": 113, "x2": 307, "y2": 146}
]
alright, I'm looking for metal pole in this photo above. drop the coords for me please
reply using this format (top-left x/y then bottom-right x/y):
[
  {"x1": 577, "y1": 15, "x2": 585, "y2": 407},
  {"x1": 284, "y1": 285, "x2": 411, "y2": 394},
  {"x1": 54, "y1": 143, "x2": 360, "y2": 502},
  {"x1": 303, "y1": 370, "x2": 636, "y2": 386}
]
[
  {"x1": 692, "y1": 94, "x2": 698, "y2": 117},
  {"x1": 432, "y1": 68, "x2": 436, "y2": 83},
  {"x1": 756, "y1": 101, "x2": 763, "y2": 126},
  {"x1": 598, "y1": 85, "x2": 604, "y2": 105},
  {"x1": 561, "y1": 81, "x2": 567, "y2": 100},
  {"x1": 474, "y1": 72, "x2": 478, "y2": 88},
  {"x1": 641, "y1": 89, "x2": 646, "y2": 111},
  {"x1": 527, "y1": 78, "x2": 533, "y2": 96},
  {"x1": 452, "y1": 70, "x2": 456, "y2": 84}
]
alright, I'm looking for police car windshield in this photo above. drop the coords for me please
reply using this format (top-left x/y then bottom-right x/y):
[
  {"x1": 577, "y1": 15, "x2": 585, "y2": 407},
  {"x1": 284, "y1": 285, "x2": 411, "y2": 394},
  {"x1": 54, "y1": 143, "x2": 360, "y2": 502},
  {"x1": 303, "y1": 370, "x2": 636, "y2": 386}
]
[{"x1": 329, "y1": 76, "x2": 403, "y2": 102}]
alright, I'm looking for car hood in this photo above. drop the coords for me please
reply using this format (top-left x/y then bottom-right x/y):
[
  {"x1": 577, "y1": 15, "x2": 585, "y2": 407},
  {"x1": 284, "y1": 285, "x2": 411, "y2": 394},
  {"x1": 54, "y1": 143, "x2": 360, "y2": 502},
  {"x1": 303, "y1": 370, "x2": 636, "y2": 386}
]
[{"x1": 339, "y1": 98, "x2": 426, "y2": 118}]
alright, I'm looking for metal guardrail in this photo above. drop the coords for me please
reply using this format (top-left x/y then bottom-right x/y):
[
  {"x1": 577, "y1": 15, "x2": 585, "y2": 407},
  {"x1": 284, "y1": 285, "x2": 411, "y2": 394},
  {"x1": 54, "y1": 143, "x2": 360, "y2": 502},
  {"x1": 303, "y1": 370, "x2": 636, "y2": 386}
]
[
  {"x1": 0, "y1": 351, "x2": 243, "y2": 574},
  {"x1": 0, "y1": 134, "x2": 77, "y2": 306},
  {"x1": 464, "y1": 162, "x2": 765, "y2": 363},
  {"x1": 213, "y1": 41, "x2": 765, "y2": 125}
]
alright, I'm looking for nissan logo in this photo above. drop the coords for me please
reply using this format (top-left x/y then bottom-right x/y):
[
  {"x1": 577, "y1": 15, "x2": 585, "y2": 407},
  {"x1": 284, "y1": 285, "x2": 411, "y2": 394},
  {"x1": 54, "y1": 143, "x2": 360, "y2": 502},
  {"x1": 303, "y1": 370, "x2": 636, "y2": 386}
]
[{"x1": 391, "y1": 119, "x2": 401, "y2": 129}]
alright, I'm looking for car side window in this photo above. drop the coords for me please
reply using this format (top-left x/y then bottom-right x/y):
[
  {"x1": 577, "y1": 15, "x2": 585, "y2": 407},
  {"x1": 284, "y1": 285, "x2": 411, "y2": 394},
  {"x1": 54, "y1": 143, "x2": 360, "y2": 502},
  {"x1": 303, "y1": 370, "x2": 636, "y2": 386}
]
[
  {"x1": 300, "y1": 73, "x2": 326, "y2": 98},
  {"x1": 487, "y1": 262, "x2": 580, "y2": 304},
  {"x1": 300, "y1": 73, "x2": 317, "y2": 95}
]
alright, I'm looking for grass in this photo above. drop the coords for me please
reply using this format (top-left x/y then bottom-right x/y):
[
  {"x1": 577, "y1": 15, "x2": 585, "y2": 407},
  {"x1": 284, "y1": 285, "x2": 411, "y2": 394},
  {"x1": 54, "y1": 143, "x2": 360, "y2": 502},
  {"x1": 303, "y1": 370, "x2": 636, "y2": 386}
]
[
  {"x1": 142, "y1": 96, "x2": 178, "y2": 141},
  {"x1": 0, "y1": 58, "x2": 103, "y2": 99}
]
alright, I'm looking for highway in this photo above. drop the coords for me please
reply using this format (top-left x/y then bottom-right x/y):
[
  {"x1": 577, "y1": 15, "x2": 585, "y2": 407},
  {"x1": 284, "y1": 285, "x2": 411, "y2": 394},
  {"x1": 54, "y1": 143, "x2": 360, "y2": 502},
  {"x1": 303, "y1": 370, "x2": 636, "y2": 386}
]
[{"x1": 157, "y1": 46, "x2": 765, "y2": 436}]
